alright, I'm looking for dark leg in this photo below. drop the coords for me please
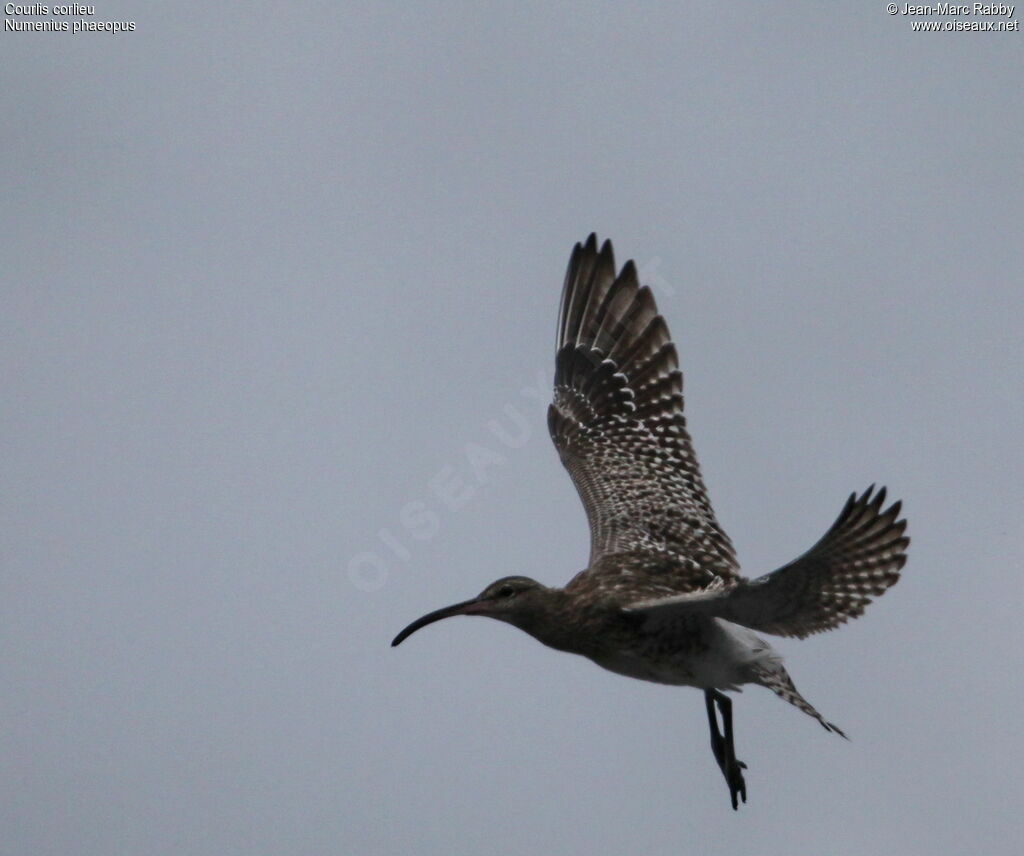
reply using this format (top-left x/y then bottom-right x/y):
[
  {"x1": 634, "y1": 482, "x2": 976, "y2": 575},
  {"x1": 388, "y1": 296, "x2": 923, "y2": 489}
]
[
  {"x1": 704, "y1": 689, "x2": 747, "y2": 810},
  {"x1": 704, "y1": 689, "x2": 725, "y2": 764}
]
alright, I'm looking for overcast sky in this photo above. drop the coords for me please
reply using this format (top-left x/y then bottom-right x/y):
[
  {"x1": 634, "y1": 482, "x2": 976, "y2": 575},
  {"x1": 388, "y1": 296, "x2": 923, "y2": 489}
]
[{"x1": 3, "y1": 2, "x2": 1022, "y2": 855}]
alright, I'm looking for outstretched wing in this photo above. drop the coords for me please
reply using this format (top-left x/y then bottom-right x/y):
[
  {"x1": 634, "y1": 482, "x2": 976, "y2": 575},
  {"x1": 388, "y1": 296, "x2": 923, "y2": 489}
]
[
  {"x1": 548, "y1": 235, "x2": 738, "y2": 592},
  {"x1": 628, "y1": 486, "x2": 909, "y2": 638}
]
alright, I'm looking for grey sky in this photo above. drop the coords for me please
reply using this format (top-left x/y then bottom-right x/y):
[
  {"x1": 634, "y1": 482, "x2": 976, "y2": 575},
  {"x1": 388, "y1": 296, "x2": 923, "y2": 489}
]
[{"x1": 2, "y1": 2, "x2": 1022, "y2": 854}]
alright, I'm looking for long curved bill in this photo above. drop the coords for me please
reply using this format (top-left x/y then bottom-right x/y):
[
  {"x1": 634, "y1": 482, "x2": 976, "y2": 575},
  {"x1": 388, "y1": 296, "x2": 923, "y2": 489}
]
[{"x1": 391, "y1": 598, "x2": 483, "y2": 647}]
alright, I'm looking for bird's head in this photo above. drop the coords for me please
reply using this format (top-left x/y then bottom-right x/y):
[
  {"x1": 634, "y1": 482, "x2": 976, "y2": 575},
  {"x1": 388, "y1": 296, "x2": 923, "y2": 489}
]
[{"x1": 391, "y1": 576, "x2": 548, "y2": 646}]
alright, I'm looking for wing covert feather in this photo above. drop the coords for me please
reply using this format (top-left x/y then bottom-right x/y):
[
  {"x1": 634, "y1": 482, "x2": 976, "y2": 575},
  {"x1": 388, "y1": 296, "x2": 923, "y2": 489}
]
[
  {"x1": 549, "y1": 235, "x2": 738, "y2": 592},
  {"x1": 627, "y1": 486, "x2": 909, "y2": 637}
]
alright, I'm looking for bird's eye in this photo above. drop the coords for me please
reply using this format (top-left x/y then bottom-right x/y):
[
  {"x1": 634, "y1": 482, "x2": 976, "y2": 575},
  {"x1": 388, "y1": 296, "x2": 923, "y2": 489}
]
[{"x1": 497, "y1": 586, "x2": 517, "y2": 599}]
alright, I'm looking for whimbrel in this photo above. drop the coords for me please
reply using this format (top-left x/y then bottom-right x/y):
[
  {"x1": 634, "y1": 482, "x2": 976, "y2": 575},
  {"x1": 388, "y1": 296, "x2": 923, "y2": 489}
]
[{"x1": 392, "y1": 235, "x2": 909, "y2": 809}]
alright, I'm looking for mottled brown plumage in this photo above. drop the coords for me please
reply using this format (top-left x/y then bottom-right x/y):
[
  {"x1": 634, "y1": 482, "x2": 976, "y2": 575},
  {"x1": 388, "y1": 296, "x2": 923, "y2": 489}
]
[
  {"x1": 550, "y1": 237, "x2": 738, "y2": 587},
  {"x1": 393, "y1": 235, "x2": 909, "y2": 810}
]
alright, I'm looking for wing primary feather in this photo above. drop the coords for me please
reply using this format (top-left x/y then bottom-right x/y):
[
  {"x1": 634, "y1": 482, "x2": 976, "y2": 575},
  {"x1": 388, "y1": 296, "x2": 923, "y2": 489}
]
[
  {"x1": 626, "y1": 486, "x2": 909, "y2": 638},
  {"x1": 549, "y1": 235, "x2": 740, "y2": 592}
]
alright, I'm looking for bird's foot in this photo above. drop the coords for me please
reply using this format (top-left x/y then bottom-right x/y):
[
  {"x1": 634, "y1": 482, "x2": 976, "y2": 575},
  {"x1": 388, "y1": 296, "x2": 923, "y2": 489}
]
[
  {"x1": 710, "y1": 733, "x2": 747, "y2": 810},
  {"x1": 721, "y1": 756, "x2": 747, "y2": 810},
  {"x1": 705, "y1": 689, "x2": 747, "y2": 810}
]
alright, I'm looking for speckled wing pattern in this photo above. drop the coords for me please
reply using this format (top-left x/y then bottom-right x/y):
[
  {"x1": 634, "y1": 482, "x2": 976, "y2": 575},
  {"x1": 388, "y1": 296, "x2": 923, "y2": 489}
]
[
  {"x1": 548, "y1": 235, "x2": 739, "y2": 594},
  {"x1": 629, "y1": 486, "x2": 909, "y2": 638}
]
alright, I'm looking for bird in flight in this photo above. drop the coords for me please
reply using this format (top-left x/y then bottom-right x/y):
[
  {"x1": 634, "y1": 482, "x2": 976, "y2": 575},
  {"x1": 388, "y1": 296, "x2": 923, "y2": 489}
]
[{"x1": 392, "y1": 235, "x2": 909, "y2": 809}]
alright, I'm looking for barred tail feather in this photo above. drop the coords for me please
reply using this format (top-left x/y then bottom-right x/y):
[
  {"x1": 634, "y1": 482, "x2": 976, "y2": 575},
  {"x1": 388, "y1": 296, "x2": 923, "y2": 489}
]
[{"x1": 751, "y1": 665, "x2": 847, "y2": 739}]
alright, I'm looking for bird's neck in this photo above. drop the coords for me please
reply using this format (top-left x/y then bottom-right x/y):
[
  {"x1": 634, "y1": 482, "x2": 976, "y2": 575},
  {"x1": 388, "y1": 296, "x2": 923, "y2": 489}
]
[{"x1": 508, "y1": 588, "x2": 607, "y2": 656}]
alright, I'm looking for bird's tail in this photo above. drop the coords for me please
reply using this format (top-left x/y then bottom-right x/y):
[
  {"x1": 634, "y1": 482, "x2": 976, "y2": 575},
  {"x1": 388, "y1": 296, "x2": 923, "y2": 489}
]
[{"x1": 750, "y1": 664, "x2": 847, "y2": 739}]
